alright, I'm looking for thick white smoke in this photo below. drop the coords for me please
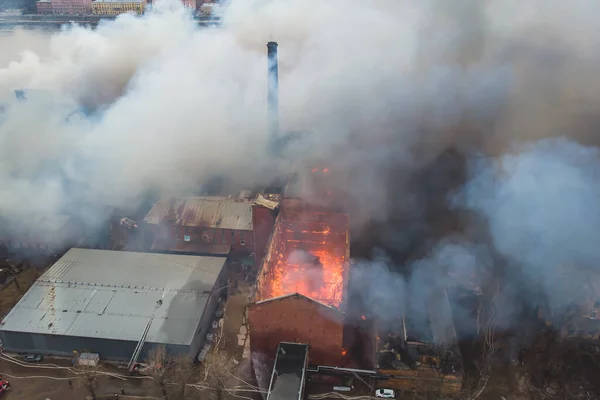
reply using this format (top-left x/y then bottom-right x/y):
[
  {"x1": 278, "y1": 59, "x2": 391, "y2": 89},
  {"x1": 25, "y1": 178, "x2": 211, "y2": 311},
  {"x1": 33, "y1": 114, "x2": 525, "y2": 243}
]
[
  {"x1": 4, "y1": 0, "x2": 600, "y2": 338},
  {"x1": 1, "y1": 0, "x2": 599, "y2": 218}
]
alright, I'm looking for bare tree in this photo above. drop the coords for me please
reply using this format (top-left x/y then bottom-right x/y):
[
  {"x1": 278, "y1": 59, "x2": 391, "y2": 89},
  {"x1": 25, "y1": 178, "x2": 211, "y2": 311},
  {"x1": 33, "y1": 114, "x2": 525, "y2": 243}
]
[
  {"x1": 203, "y1": 351, "x2": 231, "y2": 400},
  {"x1": 467, "y1": 291, "x2": 498, "y2": 400},
  {"x1": 167, "y1": 354, "x2": 196, "y2": 400},
  {"x1": 148, "y1": 346, "x2": 170, "y2": 399},
  {"x1": 76, "y1": 365, "x2": 101, "y2": 400},
  {"x1": 199, "y1": 350, "x2": 258, "y2": 400}
]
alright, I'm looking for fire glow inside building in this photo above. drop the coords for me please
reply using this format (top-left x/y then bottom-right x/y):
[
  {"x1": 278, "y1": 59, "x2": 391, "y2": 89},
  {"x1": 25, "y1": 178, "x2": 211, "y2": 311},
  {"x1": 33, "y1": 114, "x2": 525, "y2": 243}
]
[{"x1": 248, "y1": 166, "x2": 350, "y2": 387}]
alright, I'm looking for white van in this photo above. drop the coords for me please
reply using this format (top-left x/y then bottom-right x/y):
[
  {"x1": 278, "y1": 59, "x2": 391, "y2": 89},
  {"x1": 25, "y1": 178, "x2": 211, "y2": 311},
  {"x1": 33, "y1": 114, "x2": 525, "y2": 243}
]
[{"x1": 375, "y1": 388, "x2": 395, "y2": 398}]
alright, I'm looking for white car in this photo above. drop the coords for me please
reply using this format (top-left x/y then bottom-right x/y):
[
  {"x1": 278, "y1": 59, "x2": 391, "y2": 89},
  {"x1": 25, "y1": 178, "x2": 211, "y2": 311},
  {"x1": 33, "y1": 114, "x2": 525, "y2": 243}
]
[{"x1": 375, "y1": 388, "x2": 395, "y2": 398}]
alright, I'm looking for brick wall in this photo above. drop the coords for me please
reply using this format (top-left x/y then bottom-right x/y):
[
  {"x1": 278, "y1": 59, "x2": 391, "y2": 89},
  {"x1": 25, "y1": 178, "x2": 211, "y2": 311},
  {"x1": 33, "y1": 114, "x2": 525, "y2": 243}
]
[
  {"x1": 248, "y1": 293, "x2": 344, "y2": 367},
  {"x1": 147, "y1": 224, "x2": 253, "y2": 253},
  {"x1": 251, "y1": 205, "x2": 276, "y2": 268}
]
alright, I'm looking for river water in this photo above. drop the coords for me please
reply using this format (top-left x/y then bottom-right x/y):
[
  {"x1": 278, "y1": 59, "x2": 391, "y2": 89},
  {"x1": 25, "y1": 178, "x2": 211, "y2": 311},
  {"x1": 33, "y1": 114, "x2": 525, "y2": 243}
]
[{"x1": 0, "y1": 23, "x2": 65, "y2": 34}]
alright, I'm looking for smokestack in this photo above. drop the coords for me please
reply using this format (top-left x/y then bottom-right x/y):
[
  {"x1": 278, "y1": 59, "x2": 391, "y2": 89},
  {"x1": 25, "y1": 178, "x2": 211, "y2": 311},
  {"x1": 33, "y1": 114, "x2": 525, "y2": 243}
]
[{"x1": 267, "y1": 41, "x2": 279, "y2": 142}]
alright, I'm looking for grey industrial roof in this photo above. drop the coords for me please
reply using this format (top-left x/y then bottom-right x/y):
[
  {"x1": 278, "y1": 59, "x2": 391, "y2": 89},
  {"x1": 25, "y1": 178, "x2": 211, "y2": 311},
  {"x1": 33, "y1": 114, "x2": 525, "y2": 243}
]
[
  {"x1": 144, "y1": 197, "x2": 253, "y2": 231},
  {"x1": 0, "y1": 248, "x2": 226, "y2": 346},
  {"x1": 267, "y1": 342, "x2": 308, "y2": 400}
]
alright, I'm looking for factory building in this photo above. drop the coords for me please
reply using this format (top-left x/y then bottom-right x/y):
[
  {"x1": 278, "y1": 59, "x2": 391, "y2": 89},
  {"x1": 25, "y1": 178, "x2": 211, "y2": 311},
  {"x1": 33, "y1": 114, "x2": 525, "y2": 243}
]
[
  {"x1": 92, "y1": 0, "x2": 145, "y2": 15},
  {"x1": 248, "y1": 293, "x2": 344, "y2": 386},
  {"x1": 251, "y1": 193, "x2": 280, "y2": 267},
  {"x1": 0, "y1": 248, "x2": 227, "y2": 361},
  {"x1": 249, "y1": 166, "x2": 350, "y2": 389},
  {"x1": 36, "y1": 0, "x2": 52, "y2": 13},
  {"x1": 143, "y1": 195, "x2": 277, "y2": 261},
  {"x1": 0, "y1": 214, "x2": 84, "y2": 255},
  {"x1": 51, "y1": 0, "x2": 91, "y2": 14}
]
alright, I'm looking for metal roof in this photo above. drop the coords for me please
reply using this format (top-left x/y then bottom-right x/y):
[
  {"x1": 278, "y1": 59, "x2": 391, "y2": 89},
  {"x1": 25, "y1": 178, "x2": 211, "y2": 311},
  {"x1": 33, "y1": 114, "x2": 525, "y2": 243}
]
[
  {"x1": 0, "y1": 249, "x2": 226, "y2": 346},
  {"x1": 267, "y1": 342, "x2": 308, "y2": 400},
  {"x1": 144, "y1": 197, "x2": 253, "y2": 231}
]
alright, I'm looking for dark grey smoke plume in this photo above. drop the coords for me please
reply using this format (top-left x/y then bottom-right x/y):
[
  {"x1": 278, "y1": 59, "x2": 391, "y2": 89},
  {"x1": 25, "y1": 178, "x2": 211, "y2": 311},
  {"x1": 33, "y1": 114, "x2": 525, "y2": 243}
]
[{"x1": 456, "y1": 138, "x2": 600, "y2": 318}]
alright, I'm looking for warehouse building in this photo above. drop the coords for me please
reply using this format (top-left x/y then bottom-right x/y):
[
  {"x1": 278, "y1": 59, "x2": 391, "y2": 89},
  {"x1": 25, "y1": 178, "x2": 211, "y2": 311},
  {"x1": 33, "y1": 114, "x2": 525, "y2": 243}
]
[
  {"x1": 144, "y1": 195, "x2": 278, "y2": 261},
  {"x1": 0, "y1": 248, "x2": 227, "y2": 361},
  {"x1": 249, "y1": 165, "x2": 350, "y2": 389},
  {"x1": 92, "y1": 0, "x2": 145, "y2": 15}
]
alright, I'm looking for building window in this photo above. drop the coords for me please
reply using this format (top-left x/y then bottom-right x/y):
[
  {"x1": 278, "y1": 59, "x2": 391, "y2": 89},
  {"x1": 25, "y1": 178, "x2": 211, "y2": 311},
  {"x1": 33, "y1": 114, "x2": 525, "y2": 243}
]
[{"x1": 231, "y1": 231, "x2": 235, "y2": 237}]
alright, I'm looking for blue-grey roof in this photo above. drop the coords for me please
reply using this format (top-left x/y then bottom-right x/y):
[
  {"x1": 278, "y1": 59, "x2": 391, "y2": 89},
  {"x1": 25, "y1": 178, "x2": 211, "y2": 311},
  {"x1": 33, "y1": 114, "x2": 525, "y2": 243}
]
[{"x1": 0, "y1": 249, "x2": 226, "y2": 346}]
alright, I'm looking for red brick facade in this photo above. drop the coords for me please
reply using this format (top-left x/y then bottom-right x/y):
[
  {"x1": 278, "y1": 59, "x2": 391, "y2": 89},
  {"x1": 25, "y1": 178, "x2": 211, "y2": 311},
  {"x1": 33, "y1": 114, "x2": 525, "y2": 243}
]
[
  {"x1": 247, "y1": 293, "x2": 344, "y2": 367},
  {"x1": 251, "y1": 204, "x2": 276, "y2": 267},
  {"x1": 146, "y1": 224, "x2": 253, "y2": 253},
  {"x1": 36, "y1": 1, "x2": 52, "y2": 14}
]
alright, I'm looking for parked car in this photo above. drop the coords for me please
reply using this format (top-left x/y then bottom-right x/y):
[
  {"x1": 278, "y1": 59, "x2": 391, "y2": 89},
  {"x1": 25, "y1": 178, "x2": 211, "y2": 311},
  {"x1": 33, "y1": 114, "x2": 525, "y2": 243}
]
[
  {"x1": 24, "y1": 354, "x2": 43, "y2": 363},
  {"x1": 375, "y1": 388, "x2": 395, "y2": 398},
  {"x1": 0, "y1": 380, "x2": 10, "y2": 394}
]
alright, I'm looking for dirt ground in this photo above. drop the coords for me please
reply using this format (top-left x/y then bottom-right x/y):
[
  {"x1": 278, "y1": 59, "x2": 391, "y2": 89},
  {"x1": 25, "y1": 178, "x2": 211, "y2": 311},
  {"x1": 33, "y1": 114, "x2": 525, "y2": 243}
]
[
  {"x1": 218, "y1": 264, "x2": 261, "y2": 400},
  {"x1": 220, "y1": 266, "x2": 251, "y2": 360},
  {"x1": 0, "y1": 356, "x2": 160, "y2": 400}
]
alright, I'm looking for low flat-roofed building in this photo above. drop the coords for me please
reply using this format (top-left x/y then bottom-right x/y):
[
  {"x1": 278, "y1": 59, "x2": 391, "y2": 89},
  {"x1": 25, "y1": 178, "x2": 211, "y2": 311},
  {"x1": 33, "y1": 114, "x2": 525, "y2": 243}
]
[
  {"x1": 144, "y1": 196, "x2": 255, "y2": 256},
  {"x1": 0, "y1": 248, "x2": 227, "y2": 360},
  {"x1": 266, "y1": 342, "x2": 308, "y2": 400}
]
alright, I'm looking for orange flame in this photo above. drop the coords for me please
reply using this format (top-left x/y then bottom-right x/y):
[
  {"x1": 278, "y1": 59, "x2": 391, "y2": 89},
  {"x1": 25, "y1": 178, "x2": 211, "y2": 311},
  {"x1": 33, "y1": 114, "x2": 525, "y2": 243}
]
[
  {"x1": 323, "y1": 168, "x2": 330, "y2": 174},
  {"x1": 256, "y1": 210, "x2": 349, "y2": 308},
  {"x1": 341, "y1": 348, "x2": 347, "y2": 356}
]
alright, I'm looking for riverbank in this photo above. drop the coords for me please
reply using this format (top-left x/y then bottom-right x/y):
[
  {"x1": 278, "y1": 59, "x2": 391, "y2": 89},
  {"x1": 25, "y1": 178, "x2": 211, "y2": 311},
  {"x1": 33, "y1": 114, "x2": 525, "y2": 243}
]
[{"x1": 0, "y1": 13, "x2": 220, "y2": 27}]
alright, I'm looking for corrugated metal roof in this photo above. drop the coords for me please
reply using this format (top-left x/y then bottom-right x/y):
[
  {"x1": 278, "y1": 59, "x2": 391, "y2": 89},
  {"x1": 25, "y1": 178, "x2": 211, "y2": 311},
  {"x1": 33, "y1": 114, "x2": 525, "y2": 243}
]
[
  {"x1": 144, "y1": 197, "x2": 253, "y2": 231},
  {"x1": 255, "y1": 194, "x2": 279, "y2": 211},
  {"x1": 0, "y1": 248, "x2": 226, "y2": 346}
]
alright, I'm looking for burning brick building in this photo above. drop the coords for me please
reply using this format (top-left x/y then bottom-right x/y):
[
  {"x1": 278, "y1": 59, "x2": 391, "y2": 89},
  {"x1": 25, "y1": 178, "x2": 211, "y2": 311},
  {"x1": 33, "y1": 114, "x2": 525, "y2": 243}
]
[
  {"x1": 248, "y1": 166, "x2": 350, "y2": 387},
  {"x1": 247, "y1": 41, "x2": 352, "y2": 389}
]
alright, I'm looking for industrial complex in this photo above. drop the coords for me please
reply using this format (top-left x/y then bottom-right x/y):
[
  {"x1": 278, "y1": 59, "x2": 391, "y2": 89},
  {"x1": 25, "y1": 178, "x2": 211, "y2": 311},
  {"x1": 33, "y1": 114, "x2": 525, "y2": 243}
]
[{"x1": 0, "y1": 40, "x2": 481, "y2": 399}]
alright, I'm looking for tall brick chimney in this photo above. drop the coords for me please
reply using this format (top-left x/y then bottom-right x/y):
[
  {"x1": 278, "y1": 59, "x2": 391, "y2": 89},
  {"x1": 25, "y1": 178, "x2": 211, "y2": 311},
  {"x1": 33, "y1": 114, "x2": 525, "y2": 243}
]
[{"x1": 267, "y1": 41, "x2": 279, "y2": 142}]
